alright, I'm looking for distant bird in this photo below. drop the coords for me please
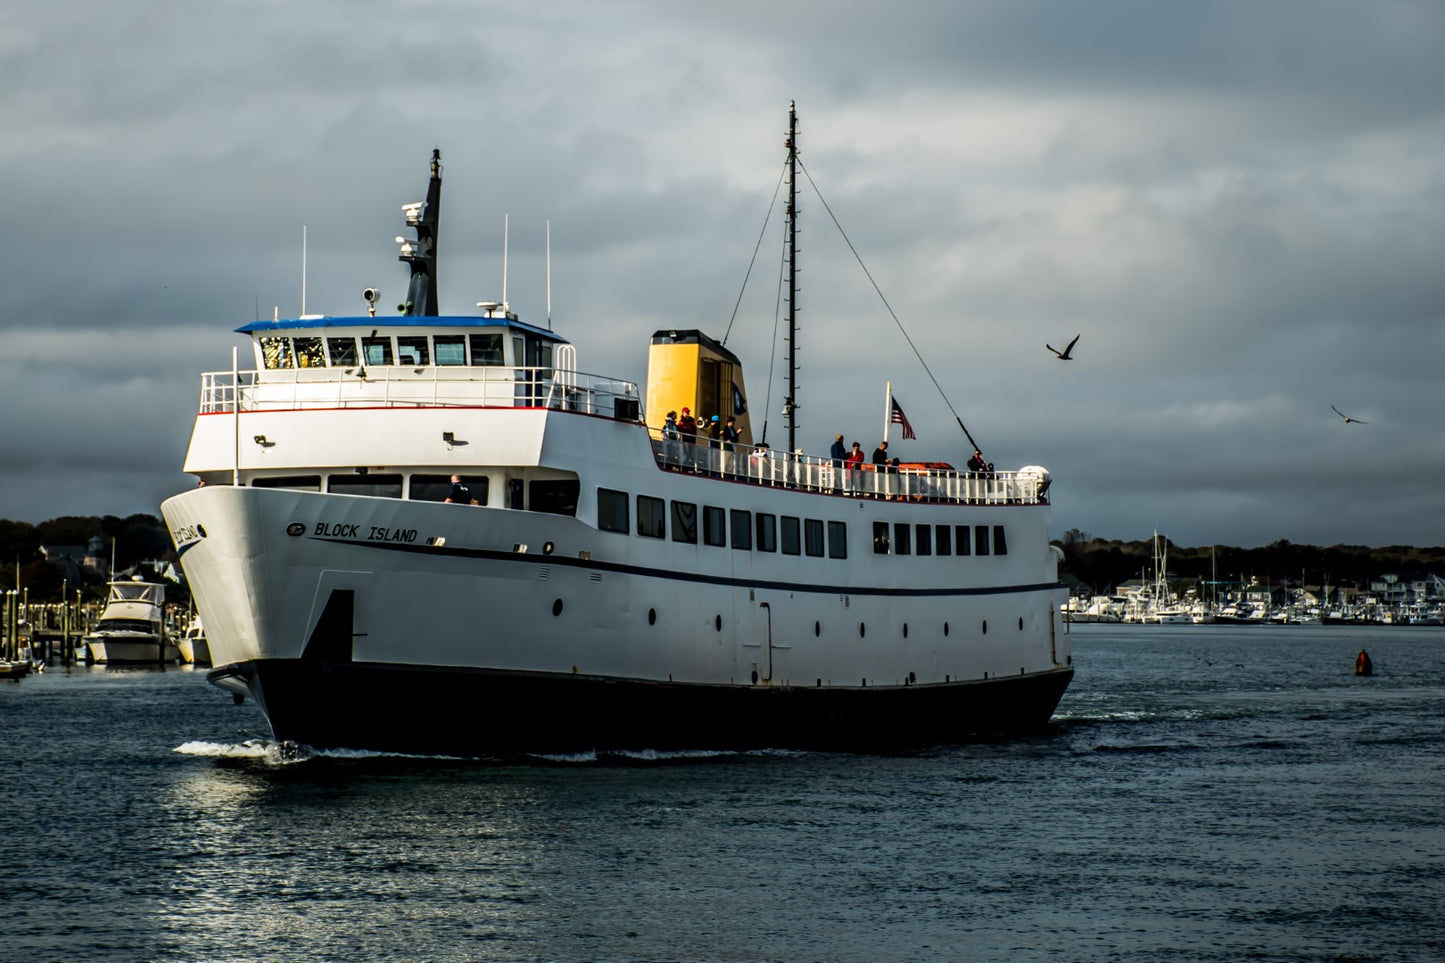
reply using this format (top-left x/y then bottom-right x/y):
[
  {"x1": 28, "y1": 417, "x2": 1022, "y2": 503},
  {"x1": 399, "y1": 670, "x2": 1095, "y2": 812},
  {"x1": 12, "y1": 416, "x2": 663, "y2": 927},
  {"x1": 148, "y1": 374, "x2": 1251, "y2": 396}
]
[
  {"x1": 1331, "y1": 404, "x2": 1367, "y2": 425},
  {"x1": 1046, "y1": 334, "x2": 1080, "y2": 360}
]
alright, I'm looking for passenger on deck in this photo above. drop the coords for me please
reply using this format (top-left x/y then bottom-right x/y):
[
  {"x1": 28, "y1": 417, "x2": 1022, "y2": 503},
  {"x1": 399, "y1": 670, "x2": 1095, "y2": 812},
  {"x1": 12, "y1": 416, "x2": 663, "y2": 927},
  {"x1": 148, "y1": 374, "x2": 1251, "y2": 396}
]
[
  {"x1": 967, "y1": 449, "x2": 987, "y2": 473},
  {"x1": 444, "y1": 474, "x2": 471, "y2": 504},
  {"x1": 830, "y1": 434, "x2": 847, "y2": 491},
  {"x1": 662, "y1": 411, "x2": 680, "y2": 465},
  {"x1": 678, "y1": 408, "x2": 697, "y2": 468},
  {"x1": 846, "y1": 442, "x2": 865, "y2": 491},
  {"x1": 722, "y1": 416, "x2": 740, "y2": 476}
]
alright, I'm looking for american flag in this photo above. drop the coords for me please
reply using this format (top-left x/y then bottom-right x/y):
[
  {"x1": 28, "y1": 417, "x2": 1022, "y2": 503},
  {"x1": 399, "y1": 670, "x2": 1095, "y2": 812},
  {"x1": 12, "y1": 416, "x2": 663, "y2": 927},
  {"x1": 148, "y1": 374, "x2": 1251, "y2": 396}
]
[{"x1": 890, "y1": 397, "x2": 917, "y2": 440}]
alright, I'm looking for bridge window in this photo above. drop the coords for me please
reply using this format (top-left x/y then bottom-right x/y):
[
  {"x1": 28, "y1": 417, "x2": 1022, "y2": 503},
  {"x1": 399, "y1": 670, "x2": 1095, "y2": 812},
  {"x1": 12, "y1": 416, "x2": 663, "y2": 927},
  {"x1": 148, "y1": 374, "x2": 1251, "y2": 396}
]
[
  {"x1": 434, "y1": 335, "x2": 467, "y2": 366},
  {"x1": 730, "y1": 509, "x2": 752, "y2": 550},
  {"x1": 637, "y1": 495, "x2": 666, "y2": 539},
  {"x1": 412, "y1": 474, "x2": 488, "y2": 504},
  {"x1": 993, "y1": 525, "x2": 1008, "y2": 556},
  {"x1": 704, "y1": 506, "x2": 726, "y2": 547},
  {"x1": 396, "y1": 336, "x2": 430, "y2": 366},
  {"x1": 327, "y1": 337, "x2": 359, "y2": 366},
  {"x1": 530, "y1": 479, "x2": 579, "y2": 516},
  {"x1": 362, "y1": 336, "x2": 393, "y2": 366},
  {"x1": 828, "y1": 521, "x2": 848, "y2": 559},
  {"x1": 469, "y1": 332, "x2": 505, "y2": 365},
  {"x1": 294, "y1": 337, "x2": 326, "y2": 368},
  {"x1": 597, "y1": 488, "x2": 628, "y2": 533},
  {"x1": 260, "y1": 336, "x2": 294, "y2": 369},
  {"x1": 671, "y1": 501, "x2": 698, "y2": 544},
  {"x1": 781, "y1": 516, "x2": 801, "y2": 556}
]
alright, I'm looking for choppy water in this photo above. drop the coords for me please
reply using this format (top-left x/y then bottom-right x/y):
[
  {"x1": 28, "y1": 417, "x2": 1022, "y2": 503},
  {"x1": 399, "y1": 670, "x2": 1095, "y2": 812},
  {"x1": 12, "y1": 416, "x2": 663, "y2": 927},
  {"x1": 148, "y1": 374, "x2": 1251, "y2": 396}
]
[{"x1": 3, "y1": 625, "x2": 1442, "y2": 961}]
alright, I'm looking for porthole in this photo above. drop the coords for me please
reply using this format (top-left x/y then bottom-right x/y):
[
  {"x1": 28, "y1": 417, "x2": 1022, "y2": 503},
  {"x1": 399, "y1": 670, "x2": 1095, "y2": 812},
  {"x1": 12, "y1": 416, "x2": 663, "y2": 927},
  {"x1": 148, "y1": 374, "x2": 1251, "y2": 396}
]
[
  {"x1": 814, "y1": 621, "x2": 821, "y2": 637},
  {"x1": 715, "y1": 614, "x2": 723, "y2": 632},
  {"x1": 859, "y1": 622, "x2": 866, "y2": 638},
  {"x1": 648, "y1": 608, "x2": 657, "y2": 626},
  {"x1": 982, "y1": 620, "x2": 988, "y2": 635},
  {"x1": 552, "y1": 598, "x2": 563, "y2": 617}
]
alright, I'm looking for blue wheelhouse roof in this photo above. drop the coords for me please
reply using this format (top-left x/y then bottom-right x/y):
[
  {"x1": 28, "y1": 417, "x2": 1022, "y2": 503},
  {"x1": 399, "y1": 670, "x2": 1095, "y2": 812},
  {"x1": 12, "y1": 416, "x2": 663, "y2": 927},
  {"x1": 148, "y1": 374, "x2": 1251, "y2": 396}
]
[{"x1": 235, "y1": 315, "x2": 570, "y2": 343}]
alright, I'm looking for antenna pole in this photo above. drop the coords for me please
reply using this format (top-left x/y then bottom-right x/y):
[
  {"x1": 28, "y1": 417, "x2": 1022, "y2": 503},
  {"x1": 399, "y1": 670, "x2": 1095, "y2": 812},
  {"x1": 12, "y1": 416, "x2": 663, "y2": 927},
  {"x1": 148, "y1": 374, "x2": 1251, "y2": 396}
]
[
  {"x1": 546, "y1": 219, "x2": 552, "y2": 330},
  {"x1": 785, "y1": 100, "x2": 799, "y2": 453},
  {"x1": 502, "y1": 214, "x2": 510, "y2": 312},
  {"x1": 301, "y1": 225, "x2": 307, "y2": 316},
  {"x1": 883, "y1": 381, "x2": 892, "y2": 445}
]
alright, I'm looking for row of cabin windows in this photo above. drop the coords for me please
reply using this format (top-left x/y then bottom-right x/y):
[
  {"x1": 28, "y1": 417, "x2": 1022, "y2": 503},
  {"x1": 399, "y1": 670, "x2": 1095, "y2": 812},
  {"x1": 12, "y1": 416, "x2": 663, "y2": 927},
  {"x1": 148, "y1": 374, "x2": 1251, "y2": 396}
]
[
  {"x1": 258, "y1": 332, "x2": 537, "y2": 370},
  {"x1": 250, "y1": 473, "x2": 579, "y2": 515},
  {"x1": 596, "y1": 488, "x2": 848, "y2": 559},
  {"x1": 872, "y1": 522, "x2": 1007, "y2": 557}
]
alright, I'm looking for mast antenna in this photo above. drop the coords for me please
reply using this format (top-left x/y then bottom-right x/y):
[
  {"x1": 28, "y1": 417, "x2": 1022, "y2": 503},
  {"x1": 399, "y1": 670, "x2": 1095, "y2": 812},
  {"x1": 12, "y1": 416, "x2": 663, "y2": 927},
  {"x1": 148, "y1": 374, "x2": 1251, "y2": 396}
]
[
  {"x1": 545, "y1": 219, "x2": 552, "y2": 330},
  {"x1": 502, "y1": 213, "x2": 510, "y2": 314},
  {"x1": 785, "y1": 100, "x2": 800, "y2": 453},
  {"x1": 301, "y1": 225, "x2": 307, "y2": 316}
]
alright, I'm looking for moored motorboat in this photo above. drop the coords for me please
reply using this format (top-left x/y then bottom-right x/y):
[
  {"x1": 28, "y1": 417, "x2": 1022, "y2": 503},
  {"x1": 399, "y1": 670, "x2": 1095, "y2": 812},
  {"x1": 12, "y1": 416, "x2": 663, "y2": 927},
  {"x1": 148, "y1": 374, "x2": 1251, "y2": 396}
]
[
  {"x1": 161, "y1": 109, "x2": 1072, "y2": 756},
  {"x1": 84, "y1": 578, "x2": 180, "y2": 665}
]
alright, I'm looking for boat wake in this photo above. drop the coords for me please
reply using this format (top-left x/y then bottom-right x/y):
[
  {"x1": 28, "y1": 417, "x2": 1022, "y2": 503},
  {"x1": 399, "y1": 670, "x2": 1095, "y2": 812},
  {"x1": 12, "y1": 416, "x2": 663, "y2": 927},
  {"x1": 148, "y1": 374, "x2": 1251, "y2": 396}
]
[{"x1": 174, "y1": 739, "x2": 798, "y2": 766}]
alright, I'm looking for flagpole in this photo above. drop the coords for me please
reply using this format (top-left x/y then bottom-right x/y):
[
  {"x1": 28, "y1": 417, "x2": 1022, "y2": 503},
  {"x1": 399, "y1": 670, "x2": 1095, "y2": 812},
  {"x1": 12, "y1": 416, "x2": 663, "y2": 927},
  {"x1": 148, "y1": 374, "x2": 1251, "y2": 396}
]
[{"x1": 883, "y1": 381, "x2": 892, "y2": 445}]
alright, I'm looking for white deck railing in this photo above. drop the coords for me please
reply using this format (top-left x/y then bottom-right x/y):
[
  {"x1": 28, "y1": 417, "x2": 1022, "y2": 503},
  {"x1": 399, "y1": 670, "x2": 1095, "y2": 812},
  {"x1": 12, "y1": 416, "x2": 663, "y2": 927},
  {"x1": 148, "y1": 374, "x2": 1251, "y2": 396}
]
[
  {"x1": 198, "y1": 366, "x2": 640, "y2": 418},
  {"x1": 647, "y1": 438, "x2": 1048, "y2": 506}
]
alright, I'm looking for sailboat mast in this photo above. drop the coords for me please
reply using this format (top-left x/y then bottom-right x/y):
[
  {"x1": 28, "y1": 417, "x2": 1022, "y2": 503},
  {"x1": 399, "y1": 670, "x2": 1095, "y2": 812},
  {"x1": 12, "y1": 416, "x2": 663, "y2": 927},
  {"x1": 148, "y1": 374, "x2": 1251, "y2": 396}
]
[{"x1": 785, "y1": 101, "x2": 799, "y2": 454}]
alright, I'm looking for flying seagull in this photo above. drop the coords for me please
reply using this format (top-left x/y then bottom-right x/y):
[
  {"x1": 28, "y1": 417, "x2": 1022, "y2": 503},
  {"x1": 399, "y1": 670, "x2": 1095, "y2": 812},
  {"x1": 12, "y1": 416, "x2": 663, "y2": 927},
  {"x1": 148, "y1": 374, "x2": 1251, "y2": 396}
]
[
  {"x1": 1331, "y1": 404, "x2": 1367, "y2": 424},
  {"x1": 1046, "y1": 334, "x2": 1080, "y2": 360}
]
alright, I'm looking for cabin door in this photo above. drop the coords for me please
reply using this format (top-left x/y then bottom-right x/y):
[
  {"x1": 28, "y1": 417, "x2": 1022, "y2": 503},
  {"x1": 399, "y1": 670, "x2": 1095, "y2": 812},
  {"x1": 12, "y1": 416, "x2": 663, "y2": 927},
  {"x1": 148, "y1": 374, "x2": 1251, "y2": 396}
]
[{"x1": 757, "y1": 601, "x2": 773, "y2": 682}]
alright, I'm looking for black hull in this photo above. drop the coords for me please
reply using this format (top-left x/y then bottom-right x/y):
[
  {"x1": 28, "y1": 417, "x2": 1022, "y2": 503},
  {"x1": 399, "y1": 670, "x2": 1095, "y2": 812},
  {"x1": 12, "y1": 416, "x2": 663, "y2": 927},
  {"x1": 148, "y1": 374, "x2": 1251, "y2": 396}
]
[{"x1": 212, "y1": 660, "x2": 1075, "y2": 756}]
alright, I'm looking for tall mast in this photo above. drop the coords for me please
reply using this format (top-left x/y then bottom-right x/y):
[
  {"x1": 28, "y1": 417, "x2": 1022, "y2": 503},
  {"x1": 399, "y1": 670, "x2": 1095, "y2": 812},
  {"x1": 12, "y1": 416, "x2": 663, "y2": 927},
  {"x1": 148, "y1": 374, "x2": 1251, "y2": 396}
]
[{"x1": 785, "y1": 101, "x2": 799, "y2": 453}]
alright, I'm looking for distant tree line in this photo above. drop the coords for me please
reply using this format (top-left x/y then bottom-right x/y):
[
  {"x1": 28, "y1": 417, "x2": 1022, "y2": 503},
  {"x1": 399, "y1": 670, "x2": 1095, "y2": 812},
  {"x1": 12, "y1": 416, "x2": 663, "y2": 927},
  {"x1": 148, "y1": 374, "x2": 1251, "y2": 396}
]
[
  {"x1": 1055, "y1": 529, "x2": 1445, "y2": 597},
  {"x1": 0, "y1": 514, "x2": 178, "y2": 603}
]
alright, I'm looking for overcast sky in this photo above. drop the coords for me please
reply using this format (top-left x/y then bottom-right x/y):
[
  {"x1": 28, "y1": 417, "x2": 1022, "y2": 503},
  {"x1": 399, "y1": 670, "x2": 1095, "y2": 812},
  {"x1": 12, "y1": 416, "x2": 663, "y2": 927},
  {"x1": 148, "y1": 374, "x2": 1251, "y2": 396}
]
[{"x1": 3, "y1": 1, "x2": 1443, "y2": 548}]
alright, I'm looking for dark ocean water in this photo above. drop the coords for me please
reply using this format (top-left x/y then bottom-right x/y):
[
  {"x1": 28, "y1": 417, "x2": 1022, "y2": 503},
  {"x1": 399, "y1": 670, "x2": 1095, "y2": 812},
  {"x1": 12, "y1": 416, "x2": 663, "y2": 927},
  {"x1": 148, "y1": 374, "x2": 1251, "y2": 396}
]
[{"x1": 2, "y1": 624, "x2": 1442, "y2": 962}]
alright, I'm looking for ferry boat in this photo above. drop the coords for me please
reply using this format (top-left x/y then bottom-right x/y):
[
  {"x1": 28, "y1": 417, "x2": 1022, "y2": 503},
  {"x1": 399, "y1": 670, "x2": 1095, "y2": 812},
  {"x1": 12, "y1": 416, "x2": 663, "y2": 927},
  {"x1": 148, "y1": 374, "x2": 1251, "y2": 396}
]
[
  {"x1": 161, "y1": 114, "x2": 1072, "y2": 756},
  {"x1": 84, "y1": 578, "x2": 180, "y2": 665}
]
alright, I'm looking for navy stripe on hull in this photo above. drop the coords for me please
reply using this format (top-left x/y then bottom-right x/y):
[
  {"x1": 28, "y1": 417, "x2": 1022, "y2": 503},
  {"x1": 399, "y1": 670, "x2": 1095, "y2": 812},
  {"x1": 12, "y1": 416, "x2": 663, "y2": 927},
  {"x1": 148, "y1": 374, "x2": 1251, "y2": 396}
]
[{"x1": 212, "y1": 660, "x2": 1075, "y2": 756}]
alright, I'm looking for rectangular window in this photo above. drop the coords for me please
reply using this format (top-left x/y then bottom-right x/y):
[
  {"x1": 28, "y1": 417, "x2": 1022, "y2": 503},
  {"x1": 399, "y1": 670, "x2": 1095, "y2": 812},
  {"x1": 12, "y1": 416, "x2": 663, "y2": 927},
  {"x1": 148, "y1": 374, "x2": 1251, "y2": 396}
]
[
  {"x1": 731, "y1": 509, "x2": 752, "y2": 550},
  {"x1": 411, "y1": 473, "x2": 488, "y2": 504},
  {"x1": 260, "y1": 336, "x2": 294, "y2": 369},
  {"x1": 804, "y1": 519, "x2": 825, "y2": 557},
  {"x1": 916, "y1": 524, "x2": 932, "y2": 556},
  {"x1": 781, "y1": 516, "x2": 801, "y2": 556},
  {"x1": 294, "y1": 337, "x2": 326, "y2": 368},
  {"x1": 597, "y1": 488, "x2": 629, "y2": 533},
  {"x1": 327, "y1": 337, "x2": 359, "y2": 367},
  {"x1": 671, "y1": 501, "x2": 698, "y2": 544},
  {"x1": 362, "y1": 336, "x2": 393, "y2": 366},
  {"x1": 975, "y1": 525, "x2": 991, "y2": 556},
  {"x1": 469, "y1": 332, "x2": 505, "y2": 365},
  {"x1": 396, "y1": 336, "x2": 430, "y2": 366},
  {"x1": 828, "y1": 520, "x2": 848, "y2": 559},
  {"x1": 327, "y1": 473, "x2": 403, "y2": 498},
  {"x1": 704, "y1": 506, "x2": 726, "y2": 547},
  {"x1": 637, "y1": 495, "x2": 666, "y2": 538},
  {"x1": 251, "y1": 475, "x2": 321, "y2": 491},
  {"x1": 756, "y1": 512, "x2": 777, "y2": 552},
  {"x1": 434, "y1": 335, "x2": 467, "y2": 366},
  {"x1": 873, "y1": 521, "x2": 890, "y2": 554},
  {"x1": 893, "y1": 522, "x2": 911, "y2": 555},
  {"x1": 993, "y1": 525, "x2": 1008, "y2": 556},
  {"x1": 935, "y1": 524, "x2": 951, "y2": 556},
  {"x1": 530, "y1": 479, "x2": 579, "y2": 516},
  {"x1": 956, "y1": 525, "x2": 971, "y2": 556}
]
